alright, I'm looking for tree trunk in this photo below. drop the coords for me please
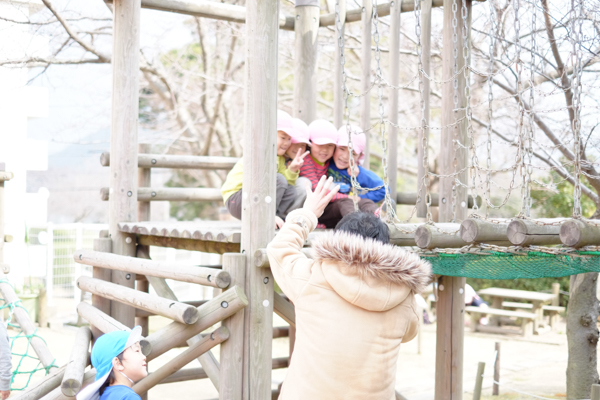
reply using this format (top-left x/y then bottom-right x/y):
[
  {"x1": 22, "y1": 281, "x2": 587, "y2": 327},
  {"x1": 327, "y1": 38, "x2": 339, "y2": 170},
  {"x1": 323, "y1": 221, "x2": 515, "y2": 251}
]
[{"x1": 567, "y1": 272, "x2": 600, "y2": 399}]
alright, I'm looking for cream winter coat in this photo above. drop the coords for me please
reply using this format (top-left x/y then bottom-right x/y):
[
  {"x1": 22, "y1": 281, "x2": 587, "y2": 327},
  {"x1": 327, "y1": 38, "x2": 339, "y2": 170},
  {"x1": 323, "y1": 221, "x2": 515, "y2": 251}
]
[{"x1": 267, "y1": 209, "x2": 432, "y2": 400}]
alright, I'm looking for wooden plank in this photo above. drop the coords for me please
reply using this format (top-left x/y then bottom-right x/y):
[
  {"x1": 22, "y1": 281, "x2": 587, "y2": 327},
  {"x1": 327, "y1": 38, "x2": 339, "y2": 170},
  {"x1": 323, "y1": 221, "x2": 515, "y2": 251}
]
[
  {"x1": 118, "y1": 221, "x2": 242, "y2": 242},
  {"x1": 560, "y1": 219, "x2": 600, "y2": 247},
  {"x1": 144, "y1": 286, "x2": 247, "y2": 361},
  {"x1": 101, "y1": 187, "x2": 222, "y2": 202},
  {"x1": 137, "y1": 235, "x2": 240, "y2": 254},
  {"x1": 158, "y1": 368, "x2": 208, "y2": 384},
  {"x1": 76, "y1": 302, "x2": 150, "y2": 356},
  {"x1": 465, "y1": 306, "x2": 536, "y2": 319},
  {"x1": 101, "y1": 152, "x2": 238, "y2": 170},
  {"x1": 333, "y1": 0, "x2": 346, "y2": 127},
  {"x1": 293, "y1": 1, "x2": 319, "y2": 123},
  {"x1": 77, "y1": 276, "x2": 200, "y2": 324},
  {"x1": 273, "y1": 292, "x2": 296, "y2": 327},
  {"x1": 242, "y1": 0, "x2": 278, "y2": 398},
  {"x1": 507, "y1": 218, "x2": 563, "y2": 246},
  {"x1": 473, "y1": 362, "x2": 485, "y2": 400},
  {"x1": 60, "y1": 327, "x2": 91, "y2": 396},
  {"x1": 109, "y1": 0, "x2": 141, "y2": 327},
  {"x1": 220, "y1": 253, "x2": 246, "y2": 400},
  {"x1": 133, "y1": 326, "x2": 229, "y2": 395},
  {"x1": 398, "y1": 192, "x2": 477, "y2": 207},
  {"x1": 478, "y1": 288, "x2": 556, "y2": 302},
  {"x1": 417, "y1": 0, "x2": 432, "y2": 217},
  {"x1": 360, "y1": 0, "x2": 372, "y2": 166},
  {"x1": 74, "y1": 249, "x2": 230, "y2": 288},
  {"x1": 387, "y1": 0, "x2": 400, "y2": 202},
  {"x1": 0, "y1": 282, "x2": 57, "y2": 370}
]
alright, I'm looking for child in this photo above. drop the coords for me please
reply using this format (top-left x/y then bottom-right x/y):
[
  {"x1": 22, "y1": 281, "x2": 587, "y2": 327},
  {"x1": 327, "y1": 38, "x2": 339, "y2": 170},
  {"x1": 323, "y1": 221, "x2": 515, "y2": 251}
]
[
  {"x1": 286, "y1": 118, "x2": 311, "y2": 213},
  {"x1": 328, "y1": 124, "x2": 386, "y2": 202},
  {"x1": 299, "y1": 120, "x2": 378, "y2": 228},
  {"x1": 221, "y1": 110, "x2": 308, "y2": 227},
  {"x1": 267, "y1": 176, "x2": 432, "y2": 400},
  {"x1": 77, "y1": 327, "x2": 146, "y2": 400}
]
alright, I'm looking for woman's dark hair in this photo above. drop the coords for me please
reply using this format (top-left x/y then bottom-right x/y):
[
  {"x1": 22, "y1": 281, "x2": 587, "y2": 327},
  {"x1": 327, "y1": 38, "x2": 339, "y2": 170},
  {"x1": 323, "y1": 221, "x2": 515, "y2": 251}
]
[
  {"x1": 99, "y1": 351, "x2": 125, "y2": 395},
  {"x1": 334, "y1": 211, "x2": 389, "y2": 244}
]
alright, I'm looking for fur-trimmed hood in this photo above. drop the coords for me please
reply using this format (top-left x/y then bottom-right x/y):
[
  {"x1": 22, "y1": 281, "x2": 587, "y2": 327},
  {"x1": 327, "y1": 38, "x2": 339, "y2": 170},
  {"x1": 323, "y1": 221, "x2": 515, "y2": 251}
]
[{"x1": 311, "y1": 230, "x2": 432, "y2": 311}]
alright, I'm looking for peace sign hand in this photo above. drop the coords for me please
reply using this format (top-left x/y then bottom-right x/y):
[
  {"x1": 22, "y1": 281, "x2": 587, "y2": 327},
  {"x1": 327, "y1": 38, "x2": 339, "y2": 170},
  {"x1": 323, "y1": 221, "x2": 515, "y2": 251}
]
[{"x1": 288, "y1": 149, "x2": 310, "y2": 173}]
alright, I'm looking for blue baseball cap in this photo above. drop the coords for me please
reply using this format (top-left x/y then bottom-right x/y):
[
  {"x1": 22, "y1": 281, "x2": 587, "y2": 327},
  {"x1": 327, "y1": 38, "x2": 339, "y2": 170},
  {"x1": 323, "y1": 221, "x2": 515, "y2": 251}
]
[{"x1": 76, "y1": 326, "x2": 143, "y2": 400}]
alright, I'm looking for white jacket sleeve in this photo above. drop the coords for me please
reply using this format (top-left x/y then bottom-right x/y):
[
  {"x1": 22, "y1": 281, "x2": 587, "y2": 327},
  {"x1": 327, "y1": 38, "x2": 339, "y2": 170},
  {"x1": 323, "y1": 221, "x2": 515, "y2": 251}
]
[
  {"x1": 266, "y1": 209, "x2": 318, "y2": 303},
  {"x1": 0, "y1": 322, "x2": 12, "y2": 391}
]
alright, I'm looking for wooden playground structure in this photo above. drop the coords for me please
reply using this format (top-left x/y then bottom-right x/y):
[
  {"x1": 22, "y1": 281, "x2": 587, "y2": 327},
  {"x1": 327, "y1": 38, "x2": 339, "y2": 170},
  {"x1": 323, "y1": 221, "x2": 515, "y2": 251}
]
[{"x1": 1, "y1": 0, "x2": 599, "y2": 399}]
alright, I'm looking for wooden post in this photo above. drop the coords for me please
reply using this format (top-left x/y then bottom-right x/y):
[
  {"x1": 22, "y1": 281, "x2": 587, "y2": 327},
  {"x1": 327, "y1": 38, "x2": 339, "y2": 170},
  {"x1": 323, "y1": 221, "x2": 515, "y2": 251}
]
[
  {"x1": 387, "y1": 0, "x2": 400, "y2": 202},
  {"x1": 560, "y1": 219, "x2": 600, "y2": 247},
  {"x1": 242, "y1": 0, "x2": 278, "y2": 397},
  {"x1": 473, "y1": 362, "x2": 485, "y2": 400},
  {"x1": 417, "y1": 0, "x2": 432, "y2": 217},
  {"x1": 493, "y1": 342, "x2": 500, "y2": 395},
  {"x1": 109, "y1": 0, "x2": 141, "y2": 327},
  {"x1": 133, "y1": 326, "x2": 229, "y2": 395},
  {"x1": 77, "y1": 276, "x2": 200, "y2": 325},
  {"x1": 333, "y1": 0, "x2": 346, "y2": 127},
  {"x1": 415, "y1": 223, "x2": 466, "y2": 249},
  {"x1": 507, "y1": 219, "x2": 563, "y2": 246},
  {"x1": 435, "y1": 0, "x2": 470, "y2": 399},
  {"x1": 61, "y1": 327, "x2": 92, "y2": 396},
  {"x1": 0, "y1": 282, "x2": 57, "y2": 371},
  {"x1": 220, "y1": 253, "x2": 246, "y2": 400},
  {"x1": 460, "y1": 219, "x2": 510, "y2": 244},
  {"x1": 293, "y1": 0, "x2": 319, "y2": 123},
  {"x1": 361, "y1": 0, "x2": 372, "y2": 166},
  {"x1": 38, "y1": 287, "x2": 48, "y2": 329},
  {"x1": 552, "y1": 282, "x2": 560, "y2": 306},
  {"x1": 136, "y1": 143, "x2": 151, "y2": 344},
  {"x1": 592, "y1": 384, "x2": 600, "y2": 400}
]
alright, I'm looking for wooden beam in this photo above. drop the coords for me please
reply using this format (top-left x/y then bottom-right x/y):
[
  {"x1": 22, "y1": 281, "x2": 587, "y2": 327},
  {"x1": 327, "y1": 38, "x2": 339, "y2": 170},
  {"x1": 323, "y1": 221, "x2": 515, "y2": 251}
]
[
  {"x1": 417, "y1": 0, "x2": 432, "y2": 217},
  {"x1": 415, "y1": 223, "x2": 465, "y2": 249},
  {"x1": 293, "y1": 1, "x2": 319, "y2": 122},
  {"x1": 397, "y1": 192, "x2": 478, "y2": 207},
  {"x1": 158, "y1": 367, "x2": 208, "y2": 384},
  {"x1": 101, "y1": 152, "x2": 238, "y2": 170},
  {"x1": 10, "y1": 365, "x2": 68, "y2": 400},
  {"x1": 60, "y1": 327, "x2": 91, "y2": 397},
  {"x1": 109, "y1": 0, "x2": 141, "y2": 327},
  {"x1": 460, "y1": 218, "x2": 511, "y2": 245},
  {"x1": 0, "y1": 282, "x2": 57, "y2": 371},
  {"x1": 387, "y1": 0, "x2": 401, "y2": 202},
  {"x1": 560, "y1": 219, "x2": 600, "y2": 247},
  {"x1": 144, "y1": 286, "x2": 247, "y2": 361},
  {"x1": 220, "y1": 253, "x2": 246, "y2": 400},
  {"x1": 137, "y1": 144, "x2": 151, "y2": 347},
  {"x1": 39, "y1": 370, "x2": 96, "y2": 400},
  {"x1": 435, "y1": 0, "x2": 470, "y2": 398},
  {"x1": 333, "y1": 0, "x2": 346, "y2": 127},
  {"x1": 77, "y1": 276, "x2": 200, "y2": 324},
  {"x1": 74, "y1": 249, "x2": 231, "y2": 288},
  {"x1": 100, "y1": 187, "x2": 222, "y2": 202},
  {"x1": 360, "y1": 0, "x2": 372, "y2": 166},
  {"x1": 76, "y1": 302, "x2": 152, "y2": 355},
  {"x1": 137, "y1": 234, "x2": 240, "y2": 254},
  {"x1": 135, "y1": 300, "x2": 207, "y2": 317},
  {"x1": 273, "y1": 292, "x2": 296, "y2": 327},
  {"x1": 242, "y1": 0, "x2": 278, "y2": 398},
  {"x1": 387, "y1": 223, "x2": 419, "y2": 246},
  {"x1": 507, "y1": 218, "x2": 564, "y2": 246},
  {"x1": 133, "y1": 326, "x2": 229, "y2": 395}
]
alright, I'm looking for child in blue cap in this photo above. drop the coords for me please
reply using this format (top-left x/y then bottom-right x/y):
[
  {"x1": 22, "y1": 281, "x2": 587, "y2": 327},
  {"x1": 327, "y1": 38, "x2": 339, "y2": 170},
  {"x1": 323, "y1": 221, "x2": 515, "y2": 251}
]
[{"x1": 77, "y1": 326, "x2": 147, "y2": 400}]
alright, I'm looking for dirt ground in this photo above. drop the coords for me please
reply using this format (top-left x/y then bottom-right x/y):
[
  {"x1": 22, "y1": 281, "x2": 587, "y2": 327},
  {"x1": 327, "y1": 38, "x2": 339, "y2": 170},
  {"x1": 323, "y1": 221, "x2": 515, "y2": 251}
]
[{"x1": 7, "y1": 314, "x2": 584, "y2": 400}]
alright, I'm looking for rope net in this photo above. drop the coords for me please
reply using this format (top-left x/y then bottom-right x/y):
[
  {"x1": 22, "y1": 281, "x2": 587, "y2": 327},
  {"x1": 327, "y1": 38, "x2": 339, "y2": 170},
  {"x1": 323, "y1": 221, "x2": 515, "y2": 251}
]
[{"x1": 1, "y1": 281, "x2": 57, "y2": 391}]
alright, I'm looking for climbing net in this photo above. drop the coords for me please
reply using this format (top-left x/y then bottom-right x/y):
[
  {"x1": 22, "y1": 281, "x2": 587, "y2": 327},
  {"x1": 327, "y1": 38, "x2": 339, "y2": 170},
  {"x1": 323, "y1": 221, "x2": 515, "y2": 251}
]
[
  {"x1": 332, "y1": 0, "x2": 600, "y2": 259},
  {"x1": 0, "y1": 280, "x2": 57, "y2": 391}
]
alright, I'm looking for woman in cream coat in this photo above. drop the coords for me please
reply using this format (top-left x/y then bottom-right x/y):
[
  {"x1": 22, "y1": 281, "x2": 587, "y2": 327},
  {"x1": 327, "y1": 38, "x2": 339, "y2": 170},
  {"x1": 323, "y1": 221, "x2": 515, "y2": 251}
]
[{"x1": 267, "y1": 176, "x2": 432, "y2": 400}]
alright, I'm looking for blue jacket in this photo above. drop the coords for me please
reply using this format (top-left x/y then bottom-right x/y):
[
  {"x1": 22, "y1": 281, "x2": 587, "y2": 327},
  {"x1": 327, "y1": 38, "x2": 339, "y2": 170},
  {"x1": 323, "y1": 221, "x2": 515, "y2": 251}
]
[{"x1": 327, "y1": 163, "x2": 386, "y2": 203}]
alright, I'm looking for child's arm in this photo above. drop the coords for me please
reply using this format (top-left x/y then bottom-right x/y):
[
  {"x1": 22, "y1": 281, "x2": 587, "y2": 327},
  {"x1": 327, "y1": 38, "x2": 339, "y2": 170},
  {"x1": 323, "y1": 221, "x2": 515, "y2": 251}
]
[
  {"x1": 278, "y1": 156, "x2": 299, "y2": 185},
  {"x1": 357, "y1": 167, "x2": 386, "y2": 203}
]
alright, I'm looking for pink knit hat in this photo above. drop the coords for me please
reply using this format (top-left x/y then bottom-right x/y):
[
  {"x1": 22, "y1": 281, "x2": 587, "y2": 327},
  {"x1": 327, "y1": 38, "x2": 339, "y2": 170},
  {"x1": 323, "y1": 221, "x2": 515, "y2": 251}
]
[
  {"x1": 277, "y1": 110, "x2": 295, "y2": 136},
  {"x1": 309, "y1": 119, "x2": 338, "y2": 145},
  {"x1": 337, "y1": 125, "x2": 366, "y2": 155},
  {"x1": 291, "y1": 118, "x2": 311, "y2": 145}
]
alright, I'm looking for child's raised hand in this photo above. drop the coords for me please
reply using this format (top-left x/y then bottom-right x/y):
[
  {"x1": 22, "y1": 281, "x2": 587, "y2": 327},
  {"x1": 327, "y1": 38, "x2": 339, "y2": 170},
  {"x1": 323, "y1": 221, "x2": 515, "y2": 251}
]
[
  {"x1": 275, "y1": 216, "x2": 284, "y2": 229},
  {"x1": 303, "y1": 176, "x2": 340, "y2": 218},
  {"x1": 288, "y1": 149, "x2": 310, "y2": 173}
]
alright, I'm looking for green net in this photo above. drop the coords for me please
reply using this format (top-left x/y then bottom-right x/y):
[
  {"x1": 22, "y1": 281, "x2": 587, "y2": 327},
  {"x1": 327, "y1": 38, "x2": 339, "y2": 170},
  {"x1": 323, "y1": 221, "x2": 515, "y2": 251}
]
[
  {"x1": 1, "y1": 280, "x2": 57, "y2": 391},
  {"x1": 422, "y1": 251, "x2": 600, "y2": 279}
]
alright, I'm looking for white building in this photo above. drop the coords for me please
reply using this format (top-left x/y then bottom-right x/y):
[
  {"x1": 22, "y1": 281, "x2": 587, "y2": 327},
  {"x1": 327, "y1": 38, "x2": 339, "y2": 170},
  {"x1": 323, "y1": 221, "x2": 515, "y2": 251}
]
[{"x1": 0, "y1": 0, "x2": 50, "y2": 288}]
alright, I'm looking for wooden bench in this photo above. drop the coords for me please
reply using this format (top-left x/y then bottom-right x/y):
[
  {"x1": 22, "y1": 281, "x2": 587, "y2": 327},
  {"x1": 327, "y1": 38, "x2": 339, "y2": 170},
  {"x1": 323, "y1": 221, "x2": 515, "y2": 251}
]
[
  {"x1": 465, "y1": 306, "x2": 537, "y2": 337},
  {"x1": 502, "y1": 302, "x2": 565, "y2": 328}
]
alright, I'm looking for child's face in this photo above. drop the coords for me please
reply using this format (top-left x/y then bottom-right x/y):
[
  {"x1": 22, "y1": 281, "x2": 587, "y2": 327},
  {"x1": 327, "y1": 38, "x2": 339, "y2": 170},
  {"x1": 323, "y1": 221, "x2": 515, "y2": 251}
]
[
  {"x1": 119, "y1": 342, "x2": 147, "y2": 383},
  {"x1": 332, "y1": 146, "x2": 361, "y2": 169},
  {"x1": 310, "y1": 143, "x2": 336, "y2": 164},
  {"x1": 277, "y1": 131, "x2": 292, "y2": 156},
  {"x1": 285, "y1": 142, "x2": 307, "y2": 159}
]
